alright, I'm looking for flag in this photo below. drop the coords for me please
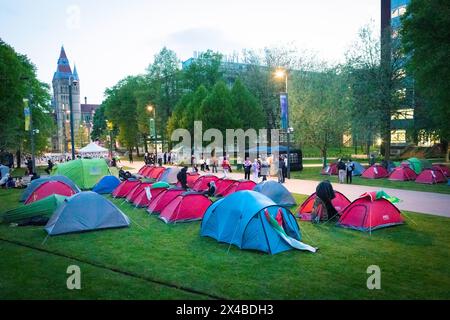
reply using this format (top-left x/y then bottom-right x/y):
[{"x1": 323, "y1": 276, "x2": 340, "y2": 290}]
[
  {"x1": 23, "y1": 99, "x2": 30, "y2": 131},
  {"x1": 264, "y1": 208, "x2": 317, "y2": 253},
  {"x1": 145, "y1": 186, "x2": 152, "y2": 201}
]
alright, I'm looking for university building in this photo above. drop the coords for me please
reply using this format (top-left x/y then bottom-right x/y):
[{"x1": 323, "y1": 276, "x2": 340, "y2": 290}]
[{"x1": 51, "y1": 47, "x2": 99, "y2": 153}]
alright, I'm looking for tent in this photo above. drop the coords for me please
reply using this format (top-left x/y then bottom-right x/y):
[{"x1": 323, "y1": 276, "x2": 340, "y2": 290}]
[
  {"x1": 0, "y1": 194, "x2": 66, "y2": 224},
  {"x1": 24, "y1": 180, "x2": 78, "y2": 205},
  {"x1": 321, "y1": 163, "x2": 337, "y2": 175},
  {"x1": 111, "y1": 179, "x2": 141, "y2": 198},
  {"x1": 361, "y1": 164, "x2": 389, "y2": 179},
  {"x1": 432, "y1": 164, "x2": 450, "y2": 177},
  {"x1": 159, "y1": 192, "x2": 212, "y2": 223},
  {"x1": 132, "y1": 182, "x2": 169, "y2": 207},
  {"x1": 78, "y1": 142, "x2": 109, "y2": 155},
  {"x1": 297, "y1": 191, "x2": 351, "y2": 221},
  {"x1": 147, "y1": 188, "x2": 185, "y2": 214},
  {"x1": 148, "y1": 167, "x2": 166, "y2": 180},
  {"x1": 192, "y1": 175, "x2": 219, "y2": 192},
  {"x1": 0, "y1": 164, "x2": 10, "y2": 178},
  {"x1": 351, "y1": 161, "x2": 366, "y2": 176},
  {"x1": 137, "y1": 165, "x2": 148, "y2": 175},
  {"x1": 92, "y1": 176, "x2": 121, "y2": 194},
  {"x1": 218, "y1": 180, "x2": 257, "y2": 197},
  {"x1": 125, "y1": 182, "x2": 152, "y2": 202},
  {"x1": 20, "y1": 175, "x2": 80, "y2": 202},
  {"x1": 140, "y1": 166, "x2": 154, "y2": 177},
  {"x1": 253, "y1": 180, "x2": 296, "y2": 207},
  {"x1": 176, "y1": 172, "x2": 201, "y2": 189},
  {"x1": 201, "y1": 190, "x2": 316, "y2": 255},
  {"x1": 52, "y1": 158, "x2": 110, "y2": 189},
  {"x1": 158, "y1": 167, "x2": 181, "y2": 184},
  {"x1": 388, "y1": 166, "x2": 417, "y2": 181},
  {"x1": 45, "y1": 192, "x2": 130, "y2": 235},
  {"x1": 336, "y1": 191, "x2": 404, "y2": 232},
  {"x1": 415, "y1": 168, "x2": 447, "y2": 184},
  {"x1": 403, "y1": 157, "x2": 432, "y2": 174},
  {"x1": 214, "y1": 178, "x2": 238, "y2": 196}
]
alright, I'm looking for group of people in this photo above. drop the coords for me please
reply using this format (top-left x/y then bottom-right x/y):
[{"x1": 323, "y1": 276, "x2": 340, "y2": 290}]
[
  {"x1": 337, "y1": 158, "x2": 355, "y2": 184},
  {"x1": 176, "y1": 166, "x2": 217, "y2": 197},
  {"x1": 144, "y1": 152, "x2": 176, "y2": 167},
  {"x1": 243, "y1": 155, "x2": 288, "y2": 183}
]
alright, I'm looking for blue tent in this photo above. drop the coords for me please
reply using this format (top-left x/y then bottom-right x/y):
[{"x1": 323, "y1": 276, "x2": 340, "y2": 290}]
[
  {"x1": 158, "y1": 167, "x2": 181, "y2": 184},
  {"x1": 92, "y1": 175, "x2": 121, "y2": 194},
  {"x1": 20, "y1": 175, "x2": 81, "y2": 202},
  {"x1": 253, "y1": 180, "x2": 296, "y2": 207},
  {"x1": 201, "y1": 191, "x2": 314, "y2": 255},
  {"x1": 45, "y1": 191, "x2": 130, "y2": 235},
  {"x1": 352, "y1": 161, "x2": 366, "y2": 176},
  {"x1": 0, "y1": 165, "x2": 10, "y2": 178}
]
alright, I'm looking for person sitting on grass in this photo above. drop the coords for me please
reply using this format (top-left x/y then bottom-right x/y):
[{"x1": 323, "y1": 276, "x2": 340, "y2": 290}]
[{"x1": 203, "y1": 181, "x2": 216, "y2": 197}]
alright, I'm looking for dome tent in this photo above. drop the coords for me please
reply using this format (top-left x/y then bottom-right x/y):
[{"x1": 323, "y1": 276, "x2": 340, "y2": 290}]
[
  {"x1": 159, "y1": 192, "x2": 212, "y2": 223},
  {"x1": 388, "y1": 166, "x2": 417, "y2": 181},
  {"x1": 158, "y1": 167, "x2": 181, "y2": 184},
  {"x1": 52, "y1": 158, "x2": 110, "y2": 189},
  {"x1": 297, "y1": 190, "x2": 351, "y2": 221},
  {"x1": 415, "y1": 168, "x2": 447, "y2": 184},
  {"x1": 20, "y1": 175, "x2": 80, "y2": 202},
  {"x1": 45, "y1": 192, "x2": 130, "y2": 236},
  {"x1": 131, "y1": 182, "x2": 170, "y2": 208},
  {"x1": 361, "y1": 164, "x2": 389, "y2": 179},
  {"x1": 24, "y1": 180, "x2": 78, "y2": 204},
  {"x1": 201, "y1": 191, "x2": 316, "y2": 255},
  {"x1": 111, "y1": 179, "x2": 140, "y2": 198},
  {"x1": 147, "y1": 188, "x2": 185, "y2": 215},
  {"x1": 92, "y1": 176, "x2": 121, "y2": 194},
  {"x1": 253, "y1": 180, "x2": 296, "y2": 207}
]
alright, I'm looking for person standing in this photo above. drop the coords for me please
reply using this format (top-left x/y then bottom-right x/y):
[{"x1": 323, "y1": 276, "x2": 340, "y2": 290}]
[
  {"x1": 45, "y1": 159, "x2": 54, "y2": 175},
  {"x1": 346, "y1": 159, "x2": 355, "y2": 184},
  {"x1": 337, "y1": 159, "x2": 346, "y2": 184},
  {"x1": 260, "y1": 157, "x2": 269, "y2": 181},
  {"x1": 211, "y1": 155, "x2": 218, "y2": 173},
  {"x1": 163, "y1": 152, "x2": 167, "y2": 165},
  {"x1": 243, "y1": 157, "x2": 252, "y2": 180},
  {"x1": 222, "y1": 157, "x2": 231, "y2": 178},
  {"x1": 26, "y1": 157, "x2": 33, "y2": 175},
  {"x1": 177, "y1": 166, "x2": 188, "y2": 190},
  {"x1": 278, "y1": 155, "x2": 285, "y2": 183},
  {"x1": 252, "y1": 158, "x2": 260, "y2": 182},
  {"x1": 283, "y1": 155, "x2": 288, "y2": 181}
]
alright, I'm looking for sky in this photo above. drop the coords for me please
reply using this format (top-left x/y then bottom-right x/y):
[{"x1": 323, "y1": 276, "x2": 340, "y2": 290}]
[{"x1": 1, "y1": 0, "x2": 380, "y2": 104}]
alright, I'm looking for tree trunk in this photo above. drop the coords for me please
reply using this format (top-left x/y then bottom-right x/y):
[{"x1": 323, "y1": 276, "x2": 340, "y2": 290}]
[
  {"x1": 442, "y1": 140, "x2": 449, "y2": 162},
  {"x1": 135, "y1": 145, "x2": 140, "y2": 157},
  {"x1": 16, "y1": 149, "x2": 21, "y2": 168},
  {"x1": 143, "y1": 134, "x2": 148, "y2": 154},
  {"x1": 322, "y1": 148, "x2": 327, "y2": 168}
]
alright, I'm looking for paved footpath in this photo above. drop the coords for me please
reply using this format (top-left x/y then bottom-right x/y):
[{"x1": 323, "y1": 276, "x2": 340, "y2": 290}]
[{"x1": 123, "y1": 161, "x2": 450, "y2": 218}]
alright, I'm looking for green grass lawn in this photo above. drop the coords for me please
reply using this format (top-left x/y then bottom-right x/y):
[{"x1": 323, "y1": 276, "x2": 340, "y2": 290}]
[
  {"x1": 292, "y1": 167, "x2": 450, "y2": 195},
  {"x1": 0, "y1": 189, "x2": 449, "y2": 300}
]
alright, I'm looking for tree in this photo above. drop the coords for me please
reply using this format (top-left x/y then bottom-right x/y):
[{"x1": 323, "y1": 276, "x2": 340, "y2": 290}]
[
  {"x1": 230, "y1": 78, "x2": 265, "y2": 130},
  {"x1": 0, "y1": 39, "x2": 53, "y2": 159},
  {"x1": 290, "y1": 67, "x2": 349, "y2": 166},
  {"x1": 401, "y1": 0, "x2": 450, "y2": 161},
  {"x1": 183, "y1": 50, "x2": 223, "y2": 91},
  {"x1": 91, "y1": 104, "x2": 107, "y2": 141},
  {"x1": 200, "y1": 81, "x2": 242, "y2": 134},
  {"x1": 181, "y1": 85, "x2": 208, "y2": 136}
]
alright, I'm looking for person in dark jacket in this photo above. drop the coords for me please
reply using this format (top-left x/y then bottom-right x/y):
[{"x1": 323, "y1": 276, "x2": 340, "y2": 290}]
[
  {"x1": 203, "y1": 181, "x2": 216, "y2": 197},
  {"x1": 177, "y1": 166, "x2": 188, "y2": 190},
  {"x1": 45, "y1": 159, "x2": 54, "y2": 174},
  {"x1": 312, "y1": 180, "x2": 338, "y2": 221}
]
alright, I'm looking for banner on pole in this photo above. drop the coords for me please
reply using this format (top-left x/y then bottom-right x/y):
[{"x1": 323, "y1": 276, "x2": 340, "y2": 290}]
[
  {"x1": 280, "y1": 93, "x2": 288, "y2": 130},
  {"x1": 23, "y1": 99, "x2": 30, "y2": 131},
  {"x1": 149, "y1": 118, "x2": 156, "y2": 139}
]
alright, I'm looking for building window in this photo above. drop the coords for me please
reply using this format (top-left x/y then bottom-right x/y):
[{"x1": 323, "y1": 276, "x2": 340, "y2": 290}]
[{"x1": 391, "y1": 130, "x2": 407, "y2": 144}]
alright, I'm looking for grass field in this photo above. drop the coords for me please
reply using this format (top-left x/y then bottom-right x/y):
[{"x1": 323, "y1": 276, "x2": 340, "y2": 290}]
[
  {"x1": 291, "y1": 167, "x2": 450, "y2": 195},
  {"x1": 0, "y1": 188, "x2": 449, "y2": 300}
]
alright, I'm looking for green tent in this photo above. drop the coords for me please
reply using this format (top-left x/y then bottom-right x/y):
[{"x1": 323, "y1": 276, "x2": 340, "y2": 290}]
[
  {"x1": 151, "y1": 181, "x2": 170, "y2": 189},
  {"x1": 52, "y1": 158, "x2": 111, "y2": 189},
  {"x1": 0, "y1": 194, "x2": 67, "y2": 224},
  {"x1": 407, "y1": 157, "x2": 432, "y2": 174}
]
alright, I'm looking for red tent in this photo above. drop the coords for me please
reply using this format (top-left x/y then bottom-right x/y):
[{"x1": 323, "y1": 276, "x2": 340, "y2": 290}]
[
  {"x1": 297, "y1": 191, "x2": 351, "y2": 221},
  {"x1": 214, "y1": 178, "x2": 238, "y2": 196},
  {"x1": 176, "y1": 172, "x2": 201, "y2": 189},
  {"x1": 432, "y1": 164, "x2": 450, "y2": 177},
  {"x1": 388, "y1": 166, "x2": 417, "y2": 181},
  {"x1": 321, "y1": 163, "x2": 337, "y2": 175},
  {"x1": 111, "y1": 180, "x2": 141, "y2": 198},
  {"x1": 138, "y1": 165, "x2": 148, "y2": 175},
  {"x1": 125, "y1": 182, "x2": 152, "y2": 202},
  {"x1": 415, "y1": 168, "x2": 447, "y2": 184},
  {"x1": 132, "y1": 185, "x2": 168, "y2": 207},
  {"x1": 219, "y1": 180, "x2": 257, "y2": 197},
  {"x1": 159, "y1": 192, "x2": 212, "y2": 223},
  {"x1": 147, "y1": 188, "x2": 185, "y2": 214},
  {"x1": 336, "y1": 192, "x2": 404, "y2": 231},
  {"x1": 141, "y1": 166, "x2": 155, "y2": 178},
  {"x1": 192, "y1": 175, "x2": 219, "y2": 192},
  {"x1": 149, "y1": 167, "x2": 166, "y2": 180},
  {"x1": 24, "y1": 180, "x2": 77, "y2": 204},
  {"x1": 361, "y1": 164, "x2": 389, "y2": 179}
]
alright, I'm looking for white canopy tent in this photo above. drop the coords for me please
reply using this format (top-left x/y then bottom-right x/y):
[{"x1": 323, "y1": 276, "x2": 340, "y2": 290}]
[{"x1": 78, "y1": 142, "x2": 109, "y2": 157}]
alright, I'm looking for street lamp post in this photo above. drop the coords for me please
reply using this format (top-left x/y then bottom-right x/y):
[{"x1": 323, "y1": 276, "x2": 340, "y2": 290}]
[
  {"x1": 275, "y1": 68, "x2": 291, "y2": 179},
  {"x1": 147, "y1": 105, "x2": 157, "y2": 160},
  {"x1": 68, "y1": 76, "x2": 78, "y2": 160},
  {"x1": 106, "y1": 120, "x2": 113, "y2": 159},
  {"x1": 25, "y1": 95, "x2": 36, "y2": 175}
]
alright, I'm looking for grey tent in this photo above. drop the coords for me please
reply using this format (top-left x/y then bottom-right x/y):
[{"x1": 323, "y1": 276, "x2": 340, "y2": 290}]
[
  {"x1": 158, "y1": 167, "x2": 181, "y2": 184},
  {"x1": 0, "y1": 165, "x2": 10, "y2": 178},
  {"x1": 253, "y1": 180, "x2": 296, "y2": 207},
  {"x1": 45, "y1": 191, "x2": 130, "y2": 235},
  {"x1": 20, "y1": 175, "x2": 81, "y2": 202}
]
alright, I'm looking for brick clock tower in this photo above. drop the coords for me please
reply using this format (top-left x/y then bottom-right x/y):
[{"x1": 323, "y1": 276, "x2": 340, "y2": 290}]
[{"x1": 51, "y1": 46, "x2": 81, "y2": 153}]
